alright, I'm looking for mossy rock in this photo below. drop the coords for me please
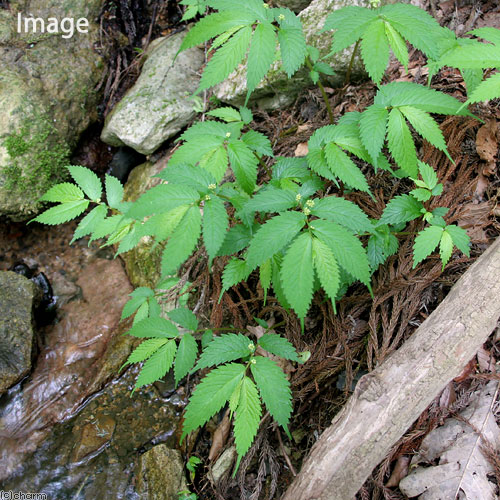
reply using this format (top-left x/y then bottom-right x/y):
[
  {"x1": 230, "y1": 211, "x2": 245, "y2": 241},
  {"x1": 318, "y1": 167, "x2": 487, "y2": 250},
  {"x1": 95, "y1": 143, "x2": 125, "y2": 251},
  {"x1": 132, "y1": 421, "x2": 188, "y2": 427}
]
[{"x1": 0, "y1": 0, "x2": 106, "y2": 220}]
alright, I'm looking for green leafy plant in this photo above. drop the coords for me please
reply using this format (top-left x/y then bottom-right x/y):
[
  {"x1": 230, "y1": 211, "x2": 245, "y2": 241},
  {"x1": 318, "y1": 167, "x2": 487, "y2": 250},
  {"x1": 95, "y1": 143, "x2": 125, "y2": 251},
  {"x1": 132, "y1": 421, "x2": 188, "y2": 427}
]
[{"x1": 30, "y1": 0, "x2": 493, "y2": 479}]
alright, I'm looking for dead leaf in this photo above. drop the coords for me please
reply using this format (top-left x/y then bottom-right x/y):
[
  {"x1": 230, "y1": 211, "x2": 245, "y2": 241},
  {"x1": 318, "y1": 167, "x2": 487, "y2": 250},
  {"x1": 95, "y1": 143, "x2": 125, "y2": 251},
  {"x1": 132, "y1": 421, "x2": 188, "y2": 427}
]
[
  {"x1": 294, "y1": 142, "x2": 309, "y2": 157},
  {"x1": 386, "y1": 455, "x2": 410, "y2": 488},
  {"x1": 399, "y1": 381, "x2": 500, "y2": 500},
  {"x1": 477, "y1": 347, "x2": 495, "y2": 373},
  {"x1": 297, "y1": 124, "x2": 310, "y2": 133},
  {"x1": 439, "y1": 382, "x2": 456, "y2": 409},
  {"x1": 208, "y1": 409, "x2": 231, "y2": 461},
  {"x1": 454, "y1": 357, "x2": 476, "y2": 382},
  {"x1": 476, "y1": 119, "x2": 498, "y2": 179},
  {"x1": 457, "y1": 202, "x2": 491, "y2": 241}
]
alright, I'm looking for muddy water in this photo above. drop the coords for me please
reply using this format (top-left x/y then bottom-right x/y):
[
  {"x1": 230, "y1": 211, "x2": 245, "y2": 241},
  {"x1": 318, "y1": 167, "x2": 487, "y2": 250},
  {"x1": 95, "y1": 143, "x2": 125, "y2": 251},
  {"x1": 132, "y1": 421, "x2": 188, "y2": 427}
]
[{"x1": 0, "y1": 222, "x2": 183, "y2": 497}]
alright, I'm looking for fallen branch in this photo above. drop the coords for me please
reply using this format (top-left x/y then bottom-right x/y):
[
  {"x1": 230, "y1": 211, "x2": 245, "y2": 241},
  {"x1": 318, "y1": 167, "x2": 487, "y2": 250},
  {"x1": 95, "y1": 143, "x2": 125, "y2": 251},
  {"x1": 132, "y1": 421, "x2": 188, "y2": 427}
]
[{"x1": 283, "y1": 237, "x2": 500, "y2": 500}]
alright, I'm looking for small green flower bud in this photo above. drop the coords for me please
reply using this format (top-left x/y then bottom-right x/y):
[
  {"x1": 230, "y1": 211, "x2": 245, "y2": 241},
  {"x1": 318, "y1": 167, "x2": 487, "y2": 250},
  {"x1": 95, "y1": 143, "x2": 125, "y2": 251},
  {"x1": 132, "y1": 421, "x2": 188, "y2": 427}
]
[
  {"x1": 278, "y1": 13, "x2": 285, "y2": 20},
  {"x1": 263, "y1": 3, "x2": 269, "y2": 8},
  {"x1": 248, "y1": 342, "x2": 255, "y2": 351},
  {"x1": 205, "y1": 194, "x2": 211, "y2": 201},
  {"x1": 251, "y1": 358, "x2": 257, "y2": 364},
  {"x1": 306, "y1": 199, "x2": 315, "y2": 208},
  {"x1": 225, "y1": 132, "x2": 231, "y2": 138},
  {"x1": 208, "y1": 183, "x2": 216, "y2": 190},
  {"x1": 303, "y1": 207, "x2": 311, "y2": 216},
  {"x1": 295, "y1": 193, "x2": 302, "y2": 202}
]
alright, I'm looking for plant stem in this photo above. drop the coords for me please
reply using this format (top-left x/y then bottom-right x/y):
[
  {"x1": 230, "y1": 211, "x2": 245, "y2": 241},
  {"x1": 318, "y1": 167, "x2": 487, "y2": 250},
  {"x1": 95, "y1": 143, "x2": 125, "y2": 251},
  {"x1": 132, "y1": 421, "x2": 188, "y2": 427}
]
[
  {"x1": 344, "y1": 40, "x2": 360, "y2": 86},
  {"x1": 254, "y1": 152, "x2": 272, "y2": 177},
  {"x1": 305, "y1": 56, "x2": 334, "y2": 124}
]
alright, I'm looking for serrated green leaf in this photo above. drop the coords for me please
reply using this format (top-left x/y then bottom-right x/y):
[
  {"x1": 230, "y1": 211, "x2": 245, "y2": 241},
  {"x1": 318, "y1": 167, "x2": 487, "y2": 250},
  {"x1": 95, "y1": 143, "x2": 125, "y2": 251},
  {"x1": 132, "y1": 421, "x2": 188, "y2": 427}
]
[
  {"x1": 161, "y1": 206, "x2": 202, "y2": 276},
  {"x1": 221, "y1": 258, "x2": 252, "y2": 295},
  {"x1": 259, "y1": 259, "x2": 272, "y2": 304},
  {"x1": 247, "y1": 22, "x2": 277, "y2": 94},
  {"x1": 412, "y1": 225, "x2": 443, "y2": 268},
  {"x1": 399, "y1": 106, "x2": 449, "y2": 158},
  {"x1": 132, "y1": 300, "x2": 149, "y2": 325},
  {"x1": 121, "y1": 293, "x2": 149, "y2": 320},
  {"x1": 271, "y1": 255, "x2": 290, "y2": 309},
  {"x1": 280, "y1": 232, "x2": 313, "y2": 320},
  {"x1": 195, "y1": 333, "x2": 253, "y2": 371},
  {"x1": 68, "y1": 165, "x2": 102, "y2": 201},
  {"x1": 439, "y1": 230, "x2": 454, "y2": 270},
  {"x1": 312, "y1": 237, "x2": 340, "y2": 310},
  {"x1": 241, "y1": 130, "x2": 273, "y2": 157},
  {"x1": 227, "y1": 140, "x2": 258, "y2": 194},
  {"x1": 359, "y1": 105, "x2": 388, "y2": 166},
  {"x1": 199, "y1": 25, "x2": 253, "y2": 91},
  {"x1": 168, "y1": 307, "x2": 199, "y2": 331},
  {"x1": 246, "y1": 211, "x2": 305, "y2": 269},
  {"x1": 31, "y1": 200, "x2": 89, "y2": 225},
  {"x1": 124, "y1": 338, "x2": 168, "y2": 367},
  {"x1": 181, "y1": 363, "x2": 246, "y2": 439},
  {"x1": 206, "y1": 107, "x2": 242, "y2": 122},
  {"x1": 243, "y1": 186, "x2": 296, "y2": 214},
  {"x1": 175, "y1": 333, "x2": 198, "y2": 385},
  {"x1": 273, "y1": 157, "x2": 309, "y2": 180},
  {"x1": 180, "y1": 10, "x2": 254, "y2": 50},
  {"x1": 234, "y1": 376, "x2": 262, "y2": 470},
  {"x1": 157, "y1": 165, "x2": 215, "y2": 194},
  {"x1": 324, "y1": 143, "x2": 371, "y2": 193},
  {"x1": 142, "y1": 205, "x2": 191, "y2": 243},
  {"x1": 445, "y1": 224, "x2": 470, "y2": 257},
  {"x1": 387, "y1": 107, "x2": 417, "y2": 177},
  {"x1": 277, "y1": 22, "x2": 307, "y2": 77},
  {"x1": 310, "y1": 197, "x2": 373, "y2": 234},
  {"x1": 314, "y1": 62, "x2": 335, "y2": 76},
  {"x1": 258, "y1": 333, "x2": 299, "y2": 361},
  {"x1": 40, "y1": 182, "x2": 84, "y2": 203},
  {"x1": 135, "y1": 340, "x2": 177, "y2": 389},
  {"x1": 322, "y1": 6, "x2": 377, "y2": 54},
  {"x1": 361, "y1": 19, "x2": 389, "y2": 84},
  {"x1": 250, "y1": 356, "x2": 291, "y2": 436},
  {"x1": 438, "y1": 41, "x2": 500, "y2": 69},
  {"x1": 410, "y1": 188, "x2": 431, "y2": 202},
  {"x1": 312, "y1": 219, "x2": 371, "y2": 287},
  {"x1": 216, "y1": 223, "x2": 253, "y2": 257},
  {"x1": 239, "y1": 106, "x2": 253, "y2": 124},
  {"x1": 199, "y1": 145, "x2": 229, "y2": 182},
  {"x1": 380, "y1": 194, "x2": 423, "y2": 225},
  {"x1": 126, "y1": 317, "x2": 179, "y2": 338},
  {"x1": 375, "y1": 82, "x2": 470, "y2": 116},
  {"x1": 105, "y1": 174, "x2": 124, "y2": 209},
  {"x1": 70, "y1": 204, "x2": 107, "y2": 244},
  {"x1": 418, "y1": 161, "x2": 439, "y2": 189},
  {"x1": 380, "y1": 3, "x2": 447, "y2": 60},
  {"x1": 88, "y1": 214, "x2": 123, "y2": 242},
  {"x1": 203, "y1": 196, "x2": 229, "y2": 262},
  {"x1": 384, "y1": 21, "x2": 408, "y2": 70},
  {"x1": 126, "y1": 184, "x2": 199, "y2": 220},
  {"x1": 466, "y1": 71, "x2": 500, "y2": 105}
]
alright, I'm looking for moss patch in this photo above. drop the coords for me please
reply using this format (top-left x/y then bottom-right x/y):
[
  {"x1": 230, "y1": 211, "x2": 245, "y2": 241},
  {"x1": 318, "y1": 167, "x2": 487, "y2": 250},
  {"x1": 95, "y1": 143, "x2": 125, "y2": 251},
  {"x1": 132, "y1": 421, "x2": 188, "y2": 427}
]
[{"x1": 2, "y1": 112, "x2": 70, "y2": 198}]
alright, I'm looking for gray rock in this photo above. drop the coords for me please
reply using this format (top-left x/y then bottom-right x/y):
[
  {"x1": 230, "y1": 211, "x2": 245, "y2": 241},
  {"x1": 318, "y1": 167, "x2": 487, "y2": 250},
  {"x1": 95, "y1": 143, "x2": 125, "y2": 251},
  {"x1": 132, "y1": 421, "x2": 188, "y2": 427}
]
[
  {"x1": 209, "y1": 446, "x2": 236, "y2": 484},
  {"x1": 101, "y1": 31, "x2": 205, "y2": 155},
  {"x1": 0, "y1": 0, "x2": 106, "y2": 220},
  {"x1": 0, "y1": 271, "x2": 40, "y2": 395},
  {"x1": 215, "y1": 0, "x2": 405, "y2": 109},
  {"x1": 274, "y1": 0, "x2": 313, "y2": 13},
  {"x1": 136, "y1": 445, "x2": 187, "y2": 500}
]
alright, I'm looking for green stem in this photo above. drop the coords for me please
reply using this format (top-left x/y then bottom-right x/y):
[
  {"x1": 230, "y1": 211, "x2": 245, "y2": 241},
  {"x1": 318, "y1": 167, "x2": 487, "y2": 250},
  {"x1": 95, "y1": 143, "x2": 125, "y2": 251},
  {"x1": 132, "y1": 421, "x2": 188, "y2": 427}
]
[
  {"x1": 254, "y1": 152, "x2": 272, "y2": 177},
  {"x1": 344, "y1": 39, "x2": 360, "y2": 86},
  {"x1": 305, "y1": 56, "x2": 334, "y2": 124}
]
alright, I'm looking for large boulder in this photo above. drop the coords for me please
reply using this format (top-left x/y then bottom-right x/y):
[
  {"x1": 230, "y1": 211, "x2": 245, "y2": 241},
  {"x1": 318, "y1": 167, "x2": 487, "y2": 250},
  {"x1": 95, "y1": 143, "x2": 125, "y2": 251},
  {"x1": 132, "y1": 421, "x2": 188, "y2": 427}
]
[
  {"x1": 215, "y1": 0, "x2": 404, "y2": 109},
  {"x1": 101, "y1": 31, "x2": 205, "y2": 155},
  {"x1": 0, "y1": 271, "x2": 40, "y2": 395},
  {"x1": 274, "y1": 0, "x2": 313, "y2": 13},
  {"x1": 0, "y1": 0, "x2": 106, "y2": 220}
]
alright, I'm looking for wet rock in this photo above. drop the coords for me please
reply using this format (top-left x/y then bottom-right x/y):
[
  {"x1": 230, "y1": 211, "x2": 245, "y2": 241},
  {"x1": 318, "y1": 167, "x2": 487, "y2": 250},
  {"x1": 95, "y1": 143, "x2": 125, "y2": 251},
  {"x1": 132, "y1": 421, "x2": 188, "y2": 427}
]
[
  {"x1": 101, "y1": 31, "x2": 205, "y2": 155},
  {"x1": 0, "y1": 0, "x2": 106, "y2": 220},
  {"x1": 49, "y1": 271, "x2": 81, "y2": 307},
  {"x1": 107, "y1": 147, "x2": 146, "y2": 183},
  {"x1": 0, "y1": 271, "x2": 40, "y2": 395},
  {"x1": 136, "y1": 445, "x2": 187, "y2": 500},
  {"x1": 215, "y1": 0, "x2": 405, "y2": 109},
  {"x1": 71, "y1": 413, "x2": 116, "y2": 463},
  {"x1": 0, "y1": 258, "x2": 134, "y2": 480}
]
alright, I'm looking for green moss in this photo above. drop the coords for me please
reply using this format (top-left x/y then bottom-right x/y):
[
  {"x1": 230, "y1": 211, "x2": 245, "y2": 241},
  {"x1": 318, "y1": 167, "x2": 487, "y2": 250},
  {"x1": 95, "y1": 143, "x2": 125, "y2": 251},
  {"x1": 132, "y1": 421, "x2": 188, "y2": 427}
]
[{"x1": 2, "y1": 113, "x2": 70, "y2": 197}]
